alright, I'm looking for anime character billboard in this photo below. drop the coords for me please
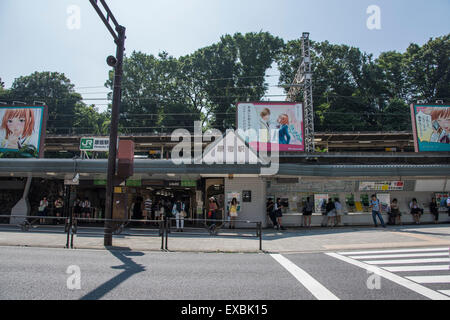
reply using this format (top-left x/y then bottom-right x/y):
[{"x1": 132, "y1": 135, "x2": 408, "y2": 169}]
[
  {"x1": 0, "y1": 106, "x2": 47, "y2": 158},
  {"x1": 236, "y1": 102, "x2": 304, "y2": 152},
  {"x1": 411, "y1": 104, "x2": 450, "y2": 152}
]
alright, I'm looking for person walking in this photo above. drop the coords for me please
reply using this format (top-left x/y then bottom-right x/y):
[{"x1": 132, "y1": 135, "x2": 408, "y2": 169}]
[
  {"x1": 303, "y1": 197, "x2": 314, "y2": 228},
  {"x1": 173, "y1": 199, "x2": 185, "y2": 232},
  {"x1": 326, "y1": 198, "x2": 336, "y2": 227},
  {"x1": 38, "y1": 196, "x2": 49, "y2": 224},
  {"x1": 143, "y1": 195, "x2": 152, "y2": 222},
  {"x1": 409, "y1": 198, "x2": 422, "y2": 225},
  {"x1": 370, "y1": 194, "x2": 386, "y2": 228},
  {"x1": 429, "y1": 197, "x2": 439, "y2": 224},
  {"x1": 228, "y1": 197, "x2": 239, "y2": 229}
]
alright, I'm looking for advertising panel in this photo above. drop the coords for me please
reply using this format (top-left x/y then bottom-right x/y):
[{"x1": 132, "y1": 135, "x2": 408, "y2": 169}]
[
  {"x1": 237, "y1": 102, "x2": 304, "y2": 152},
  {"x1": 411, "y1": 104, "x2": 450, "y2": 152},
  {"x1": 359, "y1": 181, "x2": 404, "y2": 191},
  {"x1": 0, "y1": 105, "x2": 47, "y2": 158}
]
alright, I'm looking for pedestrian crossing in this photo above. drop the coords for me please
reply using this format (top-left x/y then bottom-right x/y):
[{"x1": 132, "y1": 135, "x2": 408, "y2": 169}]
[{"x1": 327, "y1": 246, "x2": 450, "y2": 300}]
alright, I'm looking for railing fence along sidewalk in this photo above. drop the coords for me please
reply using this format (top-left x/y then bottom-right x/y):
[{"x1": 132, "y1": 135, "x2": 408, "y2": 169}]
[{"x1": 0, "y1": 214, "x2": 263, "y2": 251}]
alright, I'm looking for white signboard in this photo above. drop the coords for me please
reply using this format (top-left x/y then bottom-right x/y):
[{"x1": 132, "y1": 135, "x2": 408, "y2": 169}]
[
  {"x1": 359, "y1": 181, "x2": 404, "y2": 191},
  {"x1": 80, "y1": 137, "x2": 109, "y2": 151}
]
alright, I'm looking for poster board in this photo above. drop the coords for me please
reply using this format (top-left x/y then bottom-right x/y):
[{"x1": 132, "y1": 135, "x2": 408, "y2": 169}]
[
  {"x1": 314, "y1": 194, "x2": 328, "y2": 213},
  {"x1": 0, "y1": 105, "x2": 47, "y2": 158}
]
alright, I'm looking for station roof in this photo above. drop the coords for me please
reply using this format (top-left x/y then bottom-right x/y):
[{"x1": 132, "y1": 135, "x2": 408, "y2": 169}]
[{"x1": 1, "y1": 158, "x2": 449, "y2": 180}]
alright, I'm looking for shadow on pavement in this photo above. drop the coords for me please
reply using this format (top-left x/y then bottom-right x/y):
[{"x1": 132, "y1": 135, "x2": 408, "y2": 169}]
[{"x1": 80, "y1": 247, "x2": 146, "y2": 300}]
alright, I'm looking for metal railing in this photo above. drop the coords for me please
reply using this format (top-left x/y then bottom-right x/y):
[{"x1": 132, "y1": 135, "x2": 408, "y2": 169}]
[{"x1": 0, "y1": 214, "x2": 263, "y2": 251}]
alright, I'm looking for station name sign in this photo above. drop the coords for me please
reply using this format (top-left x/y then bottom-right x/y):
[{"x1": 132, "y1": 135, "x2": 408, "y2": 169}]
[{"x1": 80, "y1": 137, "x2": 109, "y2": 151}]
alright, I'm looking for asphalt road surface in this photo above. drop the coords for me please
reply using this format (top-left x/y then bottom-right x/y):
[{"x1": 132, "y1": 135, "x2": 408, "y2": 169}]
[{"x1": 0, "y1": 245, "x2": 449, "y2": 300}]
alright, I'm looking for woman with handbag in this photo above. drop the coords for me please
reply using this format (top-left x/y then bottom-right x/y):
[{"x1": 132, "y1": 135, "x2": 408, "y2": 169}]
[{"x1": 208, "y1": 197, "x2": 218, "y2": 233}]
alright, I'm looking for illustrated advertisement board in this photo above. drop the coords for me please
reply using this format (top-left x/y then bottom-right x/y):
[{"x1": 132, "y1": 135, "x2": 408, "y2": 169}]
[
  {"x1": 237, "y1": 102, "x2": 304, "y2": 152},
  {"x1": 410, "y1": 104, "x2": 450, "y2": 152},
  {"x1": 0, "y1": 105, "x2": 47, "y2": 158}
]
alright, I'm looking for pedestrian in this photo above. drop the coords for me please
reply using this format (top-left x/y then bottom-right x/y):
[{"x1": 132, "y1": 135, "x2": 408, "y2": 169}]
[
  {"x1": 228, "y1": 197, "x2": 239, "y2": 229},
  {"x1": 73, "y1": 197, "x2": 82, "y2": 218},
  {"x1": 334, "y1": 198, "x2": 344, "y2": 226},
  {"x1": 447, "y1": 196, "x2": 450, "y2": 217},
  {"x1": 208, "y1": 197, "x2": 218, "y2": 234},
  {"x1": 429, "y1": 197, "x2": 439, "y2": 224},
  {"x1": 370, "y1": 194, "x2": 386, "y2": 228},
  {"x1": 409, "y1": 198, "x2": 422, "y2": 225},
  {"x1": 274, "y1": 198, "x2": 285, "y2": 230},
  {"x1": 54, "y1": 197, "x2": 64, "y2": 224},
  {"x1": 173, "y1": 199, "x2": 185, "y2": 232},
  {"x1": 82, "y1": 197, "x2": 92, "y2": 221},
  {"x1": 303, "y1": 197, "x2": 313, "y2": 228},
  {"x1": 389, "y1": 198, "x2": 402, "y2": 225},
  {"x1": 320, "y1": 199, "x2": 328, "y2": 227},
  {"x1": 38, "y1": 196, "x2": 49, "y2": 224},
  {"x1": 267, "y1": 198, "x2": 277, "y2": 229},
  {"x1": 132, "y1": 196, "x2": 143, "y2": 223},
  {"x1": 144, "y1": 194, "x2": 152, "y2": 221},
  {"x1": 326, "y1": 198, "x2": 336, "y2": 227}
]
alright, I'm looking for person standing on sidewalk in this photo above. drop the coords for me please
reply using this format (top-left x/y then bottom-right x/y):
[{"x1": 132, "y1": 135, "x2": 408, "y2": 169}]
[
  {"x1": 326, "y1": 198, "x2": 336, "y2": 227},
  {"x1": 370, "y1": 194, "x2": 386, "y2": 228},
  {"x1": 38, "y1": 196, "x2": 49, "y2": 224},
  {"x1": 54, "y1": 197, "x2": 64, "y2": 224},
  {"x1": 267, "y1": 198, "x2": 277, "y2": 229},
  {"x1": 274, "y1": 198, "x2": 285, "y2": 230},
  {"x1": 303, "y1": 197, "x2": 313, "y2": 228},
  {"x1": 173, "y1": 199, "x2": 185, "y2": 232},
  {"x1": 320, "y1": 199, "x2": 328, "y2": 227},
  {"x1": 334, "y1": 198, "x2": 343, "y2": 226},
  {"x1": 228, "y1": 197, "x2": 239, "y2": 229},
  {"x1": 429, "y1": 197, "x2": 439, "y2": 224},
  {"x1": 409, "y1": 198, "x2": 422, "y2": 225}
]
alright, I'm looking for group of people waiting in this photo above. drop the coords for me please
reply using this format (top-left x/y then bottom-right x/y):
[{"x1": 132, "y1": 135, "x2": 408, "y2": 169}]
[{"x1": 37, "y1": 196, "x2": 65, "y2": 224}]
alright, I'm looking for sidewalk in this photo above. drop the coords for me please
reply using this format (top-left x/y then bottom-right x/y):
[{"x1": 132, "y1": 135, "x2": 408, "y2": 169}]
[{"x1": 0, "y1": 224, "x2": 449, "y2": 253}]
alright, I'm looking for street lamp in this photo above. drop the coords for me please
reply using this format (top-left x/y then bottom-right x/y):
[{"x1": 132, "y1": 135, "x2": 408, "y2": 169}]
[{"x1": 89, "y1": 0, "x2": 126, "y2": 246}]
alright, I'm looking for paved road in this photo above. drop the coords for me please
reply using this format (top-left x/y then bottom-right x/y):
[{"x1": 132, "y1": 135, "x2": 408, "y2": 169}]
[{"x1": 1, "y1": 245, "x2": 449, "y2": 300}]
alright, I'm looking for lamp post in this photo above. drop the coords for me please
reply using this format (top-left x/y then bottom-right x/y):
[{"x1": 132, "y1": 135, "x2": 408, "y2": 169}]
[{"x1": 89, "y1": 0, "x2": 126, "y2": 246}]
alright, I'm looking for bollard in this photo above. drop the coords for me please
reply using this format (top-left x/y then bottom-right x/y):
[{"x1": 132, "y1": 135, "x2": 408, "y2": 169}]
[{"x1": 258, "y1": 222, "x2": 262, "y2": 251}]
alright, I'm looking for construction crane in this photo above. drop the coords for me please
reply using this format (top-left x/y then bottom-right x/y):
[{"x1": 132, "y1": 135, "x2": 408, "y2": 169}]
[{"x1": 286, "y1": 32, "x2": 315, "y2": 153}]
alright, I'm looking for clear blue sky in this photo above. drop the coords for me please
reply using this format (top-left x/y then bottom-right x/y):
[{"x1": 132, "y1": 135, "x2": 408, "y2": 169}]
[{"x1": 1, "y1": 0, "x2": 449, "y2": 111}]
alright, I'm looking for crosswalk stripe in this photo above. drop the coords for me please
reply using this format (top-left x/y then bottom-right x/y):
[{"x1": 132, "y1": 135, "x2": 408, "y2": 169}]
[
  {"x1": 326, "y1": 252, "x2": 449, "y2": 300},
  {"x1": 271, "y1": 254, "x2": 339, "y2": 300},
  {"x1": 363, "y1": 258, "x2": 450, "y2": 265},
  {"x1": 338, "y1": 247, "x2": 449, "y2": 255},
  {"x1": 438, "y1": 290, "x2": 450, "y2": 296},
  {"x1": 382, "y1": 265, "x2": 450, "y2": 272},
  {"x1": 349, "y1": 252, "x2": 449, "y2": 259},
  {"x1": 405, "y1": 275, "x2": 450, "y2": 284}
]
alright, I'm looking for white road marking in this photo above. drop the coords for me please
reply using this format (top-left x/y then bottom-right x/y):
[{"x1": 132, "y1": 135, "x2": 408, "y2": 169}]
[
  {"x1": 382, "y1": 265, "x2": 450, "y2": 272},
  {"x1": 349, "y1": 252, "x2": 449, "y2": 259},
  {"x1": 338, "y1": 247, "x2": 449, "y2": 255},
  {"x1": 438, "y1": 290, "x2": 450, "y2": 296},
  {"x1": 363, "y1": 258, "x2": 450, "y2": 265},
  {"x1": 271, "y1": 254, "x2": 339, "y2": 300},
  {"x1": 326, "y1": 252, "x2": 450, "y2": 300},
  {"x1": 405, "y1": 275, "x2": 450, "y2": 284}
]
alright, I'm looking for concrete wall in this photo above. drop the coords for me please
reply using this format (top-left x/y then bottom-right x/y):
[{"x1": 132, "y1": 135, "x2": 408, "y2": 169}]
[
  {"x1": 224, "y1": 177, "x2": 266, "y2": 228},
  {"x1": 281, "y1": 212, "x2": 450, "y2": 227}
]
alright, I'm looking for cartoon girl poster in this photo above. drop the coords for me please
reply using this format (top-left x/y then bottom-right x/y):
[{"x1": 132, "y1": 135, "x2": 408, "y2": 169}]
[{"x1": 0, "y1": 106, "x2": 45, "y2": 157}]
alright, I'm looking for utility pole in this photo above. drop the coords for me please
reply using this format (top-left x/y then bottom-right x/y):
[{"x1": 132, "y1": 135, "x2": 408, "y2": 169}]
[
  {"x1": 89, "y1": 0, "x2": 126, "y2": 246},
  {"x1": 286, "y1": 32, "x2": 315, "y2": 153}
]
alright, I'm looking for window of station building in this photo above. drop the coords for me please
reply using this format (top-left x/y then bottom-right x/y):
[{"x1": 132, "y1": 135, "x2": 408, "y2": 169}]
[
  {"x1": 360, "y1": 194, "x2": 370, "y2": 208},
  {"x1": 345, "y1": 194, "x2": 355, "y2": 210}
]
